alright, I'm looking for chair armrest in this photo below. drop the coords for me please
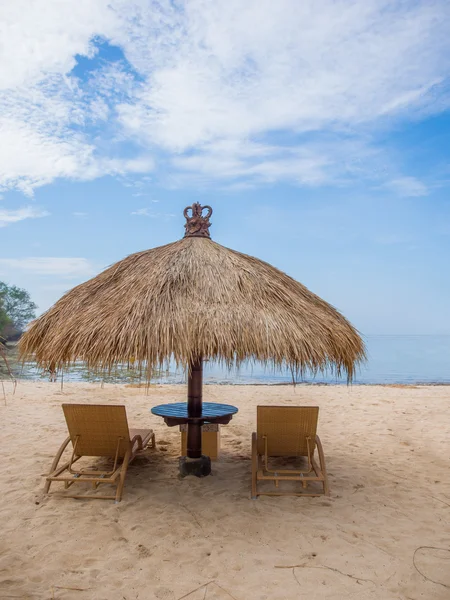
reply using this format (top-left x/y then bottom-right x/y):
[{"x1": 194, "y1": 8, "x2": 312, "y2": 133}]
[{"x1": 130, "y1": 434, "x2": 144, "y2": 450}]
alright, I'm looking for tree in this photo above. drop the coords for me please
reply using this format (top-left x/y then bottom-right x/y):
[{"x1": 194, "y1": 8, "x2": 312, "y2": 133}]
[
  {"x1": 0, "y1": 305, "x2": 11, "y2": 338},
  {"x1": 0, "y1": 282, "x2": 37, "y2": 332}
]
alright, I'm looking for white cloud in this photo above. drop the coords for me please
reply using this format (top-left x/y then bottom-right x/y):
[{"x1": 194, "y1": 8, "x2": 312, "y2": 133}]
[
  {"x1": 169, "y1": 136, "x2": 384, "y2": 188},
  {"x1": 131, "y1": 208, "x2": 175, "y2": 218},
  {"x1": 72, "y1": 212, "x2": 88, "y2": 218},
  {"x1": 131, "y1": 208, "x2": 152, "y2": 216},
  {"x1": 0, "y1": 257, "x2": 95, "y2": 278},
  {"x1": 383, "y1": 177, "x2": 429, "y2": 197},
  {"x1": 171, "y1": 140, "x2": 332, "y2": 187},
  {"x1": 0, "y1": 113, "x2": 154, "y2": 195},
  {"x1": 116, "y1": 2, "x2": 450, "y2": 142},
  {"x1": 0, "y1": 3, "x2": 150, "y2": 195},
  {"x1": 0, "y1": 1, "x2": 449, "y2": 193},
  {"x1": 0, "y1": 206, "x2": 49, "y2": 227},
  {"x1": 0, "y1": 1, "x2": 118, "y2": 90},
  {"x1": 0, "y1": 117, "x2": 93, "y2": 195}
]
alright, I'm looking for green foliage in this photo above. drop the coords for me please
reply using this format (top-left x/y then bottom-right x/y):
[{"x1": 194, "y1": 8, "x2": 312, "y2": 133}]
[
  {"x1": 0, "y1": 282, "x2": 37, "y2": 332},
  {"x1": 0, "y1": 305, "x2": 11, "y2": 338}
]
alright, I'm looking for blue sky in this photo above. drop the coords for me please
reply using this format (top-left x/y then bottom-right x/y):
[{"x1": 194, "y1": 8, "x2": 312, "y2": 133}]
[{"x1": 0, "y1": 0, "x2": 449, "y2": 335}]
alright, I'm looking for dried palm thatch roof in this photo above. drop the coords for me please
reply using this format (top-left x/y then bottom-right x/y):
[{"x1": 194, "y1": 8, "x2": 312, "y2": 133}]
[{"x1": 19, "y1": 205, "x2": 365, "y2": 380}]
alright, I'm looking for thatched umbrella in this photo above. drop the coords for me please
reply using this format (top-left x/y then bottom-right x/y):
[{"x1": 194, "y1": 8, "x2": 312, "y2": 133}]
[{"x1": 20, "y1": 203, "x2": 365, "y2": 476}]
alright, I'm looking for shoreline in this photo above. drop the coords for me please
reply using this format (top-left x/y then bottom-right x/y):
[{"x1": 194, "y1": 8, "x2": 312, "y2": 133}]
[{"x1": 3, "y1": 377, "x2": 450, "y2": 387}]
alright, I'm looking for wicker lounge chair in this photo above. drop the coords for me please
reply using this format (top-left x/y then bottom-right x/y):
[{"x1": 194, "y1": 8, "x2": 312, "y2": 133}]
[
  {"x1": 251, "y1": 406, "x2": 329, "y2": 498},
  {"x1": 44, "y1": 404, "x2": 155, "y2": 502}
]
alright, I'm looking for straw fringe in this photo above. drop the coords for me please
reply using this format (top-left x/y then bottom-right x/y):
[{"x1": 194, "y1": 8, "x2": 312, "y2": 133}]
[{"x1": 19, "y1": 237, "x2": 365, "y2": 380}]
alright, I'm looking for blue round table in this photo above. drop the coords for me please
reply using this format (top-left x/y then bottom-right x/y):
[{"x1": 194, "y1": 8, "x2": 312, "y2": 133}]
[{"x1": 151, "y1": 402, "x2": 238, "y2": 427}]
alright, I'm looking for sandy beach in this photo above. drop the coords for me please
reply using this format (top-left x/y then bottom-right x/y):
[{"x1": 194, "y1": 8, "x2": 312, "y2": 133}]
[{"x1": 0, "y1": 381, "x2": 449, "y2": 600}]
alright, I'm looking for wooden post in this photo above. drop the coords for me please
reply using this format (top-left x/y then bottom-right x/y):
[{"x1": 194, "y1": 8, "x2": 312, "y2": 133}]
[{"x1": 187, "y1": 356, "x2": 203, "y2": 458}]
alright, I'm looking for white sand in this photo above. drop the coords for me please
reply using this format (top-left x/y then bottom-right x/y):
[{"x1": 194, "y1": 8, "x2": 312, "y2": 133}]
[{"x1": 0, "y1": 381, "x2": 449, "y2": 600}]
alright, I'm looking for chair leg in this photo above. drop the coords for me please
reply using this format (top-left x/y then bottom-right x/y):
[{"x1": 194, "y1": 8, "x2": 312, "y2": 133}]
[
  {"x1": 44, "y1": 436, "x2": 71, "y2": 494},
  {"x1": 115, "y1": 450, "x2": 131, "y2": 503},
  {"x1": 315, "y1": 435, "x2": 330, "y2": 496},
  {"x1": 150, "y1": 432, "x2": 156, "y2": 449},
  {"x1": 251, "y1": 432, "x2": 258, "y2": 499}
]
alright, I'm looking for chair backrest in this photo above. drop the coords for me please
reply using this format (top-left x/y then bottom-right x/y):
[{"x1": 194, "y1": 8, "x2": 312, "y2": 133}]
[
  {"x1": 62, "y1": 404, "x2": 131, "y2": 458},
  {"x1": 257, "y1": 406, "x2": 319, "y2": 457}
]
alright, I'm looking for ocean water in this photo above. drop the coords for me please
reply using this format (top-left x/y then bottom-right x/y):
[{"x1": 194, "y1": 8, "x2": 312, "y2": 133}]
[
  {"x1": 7, "y1": 335, "x2": 450, "y2": 385},
  {"x1": 201, "y1": 335, "x2": 450, "y2": 385}
]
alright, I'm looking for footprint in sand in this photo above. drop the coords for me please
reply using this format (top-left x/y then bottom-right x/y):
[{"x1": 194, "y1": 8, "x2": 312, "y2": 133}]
[
  {"x1": 137, "y1": 544, "x2": 153, "y2": 558},
  {"x1": 155, "y1": 587, "x2": 175, "y2": 599}
]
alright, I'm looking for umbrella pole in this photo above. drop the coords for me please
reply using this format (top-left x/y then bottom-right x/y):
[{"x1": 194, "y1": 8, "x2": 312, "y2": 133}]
[
  {"x1": 180, "y1": 356, "x2": 211, "y2": 477},
  {"x1": 187, "y1": 356, "x2": 202, "y2": 458}
]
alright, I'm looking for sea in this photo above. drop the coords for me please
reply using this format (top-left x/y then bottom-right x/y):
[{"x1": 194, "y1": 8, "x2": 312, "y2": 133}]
[{"x1": 5, "y1": 334, "x2": 450, "y2": 385}]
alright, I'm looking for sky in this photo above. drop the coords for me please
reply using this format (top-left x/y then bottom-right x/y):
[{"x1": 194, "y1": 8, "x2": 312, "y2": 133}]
[{"x1": 0, "y1": 0, "x2": 449, "y2": 335}]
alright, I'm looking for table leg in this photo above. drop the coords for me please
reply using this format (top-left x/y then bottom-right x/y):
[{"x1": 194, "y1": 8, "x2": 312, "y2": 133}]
[
  {"x1": 182, "y1": 356, "x2": 211, "y2": 476},
  {"x1": 187, "y1": 420, "x2": 202, "y2": 458},
  {"x1": 187, "y1": 357, "x2": 203, "y2": 458}
]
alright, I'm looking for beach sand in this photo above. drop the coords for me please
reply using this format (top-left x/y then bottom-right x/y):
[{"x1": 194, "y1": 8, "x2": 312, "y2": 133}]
[{"x1": 0, "y1": 381, "x2": 449, "y2": 600}]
